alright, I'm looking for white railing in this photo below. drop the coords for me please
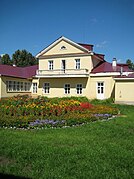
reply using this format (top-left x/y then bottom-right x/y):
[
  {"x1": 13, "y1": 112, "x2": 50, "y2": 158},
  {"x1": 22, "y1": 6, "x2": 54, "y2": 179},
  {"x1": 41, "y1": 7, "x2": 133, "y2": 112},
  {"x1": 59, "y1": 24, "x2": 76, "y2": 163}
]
[{"x1": 36, "y1": 69, "x2": 89, "y2": 76}]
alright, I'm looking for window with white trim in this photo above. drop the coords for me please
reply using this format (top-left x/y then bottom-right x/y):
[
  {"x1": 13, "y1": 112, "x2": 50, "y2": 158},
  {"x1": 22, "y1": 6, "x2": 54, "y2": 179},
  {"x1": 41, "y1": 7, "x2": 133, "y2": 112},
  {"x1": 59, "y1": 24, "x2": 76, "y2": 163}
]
[
  {"x1": 75, "y1": 59, "x2": 80, "y2": 69},
  {"x1": 43, "y1": 83, "x2": 50, "y2": 93},
  {"x1": 48, "y1": 60, "x2": 53, "y2": 70},
  {"x1": 64, "y1": 84, "x2": 70, "y2": 94},
  {"x1": 32, "y1": 83, "x2": 37, "y2": 93},
  {"x1": 76, "y1": 84, "x2": 82, "y2": 94},
  {"x1": 6, "y1": 81, "x2": 31, "y2": 92},
  {"x1": 97, "y1": 82, "x2": 104, "y2": 94}
]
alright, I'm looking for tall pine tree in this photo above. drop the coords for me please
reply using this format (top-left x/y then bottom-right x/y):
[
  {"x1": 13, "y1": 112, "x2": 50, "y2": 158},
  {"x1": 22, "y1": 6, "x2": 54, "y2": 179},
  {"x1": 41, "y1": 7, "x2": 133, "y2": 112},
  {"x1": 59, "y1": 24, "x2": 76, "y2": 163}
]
[
  {"x1": 12, "y1": 49, "x2": 38, "y2": 67},
  {"x1": 0, "y1": 54, "x2": 12, "y2": 65}
]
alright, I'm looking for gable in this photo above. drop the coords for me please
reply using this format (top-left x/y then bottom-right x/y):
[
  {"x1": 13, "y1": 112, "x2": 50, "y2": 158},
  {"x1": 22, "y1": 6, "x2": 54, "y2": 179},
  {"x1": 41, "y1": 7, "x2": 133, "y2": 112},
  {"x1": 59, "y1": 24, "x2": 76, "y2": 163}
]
[
  {"x1": 44, "y1": 40, "x2": 87, "y2": 56},
  {"x1": 36, "y1": 36, "x2": 90, "y2": 58}
]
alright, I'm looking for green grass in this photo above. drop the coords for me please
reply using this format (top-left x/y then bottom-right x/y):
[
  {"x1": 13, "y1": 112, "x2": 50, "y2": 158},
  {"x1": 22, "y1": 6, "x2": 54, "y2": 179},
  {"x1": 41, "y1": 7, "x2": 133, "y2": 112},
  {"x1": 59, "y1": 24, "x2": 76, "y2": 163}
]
[{"x1": 0, "y1": 104, "x2": 134, "y2": 179}]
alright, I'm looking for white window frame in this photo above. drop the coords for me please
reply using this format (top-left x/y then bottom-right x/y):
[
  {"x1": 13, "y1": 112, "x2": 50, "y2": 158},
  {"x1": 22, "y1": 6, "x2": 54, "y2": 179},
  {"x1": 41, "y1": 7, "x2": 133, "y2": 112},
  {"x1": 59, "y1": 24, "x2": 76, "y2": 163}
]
[
  {"x1": 43, "y1": 82, "x2": 50, "y2": 94},
  {"x1": 48, "y1": 60, "x2": 53, "y2": 70},
  {"x1": 64, "y1": 84, "x2": 70, "y2": 94},
  {"x1": 75, "y1": 59, "x2": 80, "y2": 69},
  {"x1": 96, "y1": 82, "x2": 104, "y2": 99},
  {"x1": 6, "y1": 81, "x2": 31, "y2": 92},
  {"x1": 32, "y1": 83, "x2": 38, "y2": 94},
  {"x1": 76, "y1": 84, "x2": 83, "y2": 94}
]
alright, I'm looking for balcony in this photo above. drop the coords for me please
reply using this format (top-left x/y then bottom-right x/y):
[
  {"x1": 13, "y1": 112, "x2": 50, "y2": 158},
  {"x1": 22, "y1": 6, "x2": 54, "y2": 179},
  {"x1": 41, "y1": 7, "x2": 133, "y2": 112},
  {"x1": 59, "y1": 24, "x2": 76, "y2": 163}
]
[{"x1": 36, "y1": 69, "x2": 89, "y2": 78}]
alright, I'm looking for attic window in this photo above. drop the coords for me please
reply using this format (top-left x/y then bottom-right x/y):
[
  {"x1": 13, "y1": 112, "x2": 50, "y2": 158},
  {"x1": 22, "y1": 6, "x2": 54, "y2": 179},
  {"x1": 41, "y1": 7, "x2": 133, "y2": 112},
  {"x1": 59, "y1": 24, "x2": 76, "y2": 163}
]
[{"x1": 60, "y1": 46, "x2": 66, "y2": 50}]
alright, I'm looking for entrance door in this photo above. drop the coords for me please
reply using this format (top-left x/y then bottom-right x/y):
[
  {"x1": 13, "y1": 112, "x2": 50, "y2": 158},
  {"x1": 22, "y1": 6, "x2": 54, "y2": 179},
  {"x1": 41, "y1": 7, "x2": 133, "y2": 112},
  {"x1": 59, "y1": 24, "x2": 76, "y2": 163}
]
[{"x1": 97, "y1": 82, "x2": 104, "y2": 99}]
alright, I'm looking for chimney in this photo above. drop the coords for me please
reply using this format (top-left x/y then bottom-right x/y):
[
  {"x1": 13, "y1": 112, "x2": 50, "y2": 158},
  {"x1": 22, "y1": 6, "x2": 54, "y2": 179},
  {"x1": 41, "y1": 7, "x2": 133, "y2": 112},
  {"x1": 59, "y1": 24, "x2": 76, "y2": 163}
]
[
  {"x1": 120, "y1": 66, "x2": 123, "y2": 76},
  {"x1": 112, "y1": 58, "x2": 117, "y2": 67}
]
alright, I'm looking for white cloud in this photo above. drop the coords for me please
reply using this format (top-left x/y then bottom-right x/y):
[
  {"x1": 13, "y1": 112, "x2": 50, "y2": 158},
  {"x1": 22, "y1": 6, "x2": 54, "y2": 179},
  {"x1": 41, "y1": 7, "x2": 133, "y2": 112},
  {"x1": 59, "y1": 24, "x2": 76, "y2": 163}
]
[
  {"x1": 96, "y1": 41, "x2": 108, "y2": 48},
  {"x1": 90, "y1": 18, "x2": 98, "y2": 23}
]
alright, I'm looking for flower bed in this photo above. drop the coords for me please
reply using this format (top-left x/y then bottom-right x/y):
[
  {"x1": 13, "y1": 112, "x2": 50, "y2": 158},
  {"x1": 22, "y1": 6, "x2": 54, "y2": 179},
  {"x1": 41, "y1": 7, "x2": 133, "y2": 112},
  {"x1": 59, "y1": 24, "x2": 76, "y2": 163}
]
[{"x1": 0, "y1": 95, "x2": 119, "y2": 129}]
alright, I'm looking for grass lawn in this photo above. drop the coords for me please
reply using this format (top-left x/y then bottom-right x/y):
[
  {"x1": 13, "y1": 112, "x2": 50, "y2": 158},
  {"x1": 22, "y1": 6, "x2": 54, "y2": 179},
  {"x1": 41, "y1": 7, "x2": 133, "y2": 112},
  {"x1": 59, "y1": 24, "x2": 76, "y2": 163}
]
[{"x1": 0, "y1": 104, "x2": 134, "y2": 179}]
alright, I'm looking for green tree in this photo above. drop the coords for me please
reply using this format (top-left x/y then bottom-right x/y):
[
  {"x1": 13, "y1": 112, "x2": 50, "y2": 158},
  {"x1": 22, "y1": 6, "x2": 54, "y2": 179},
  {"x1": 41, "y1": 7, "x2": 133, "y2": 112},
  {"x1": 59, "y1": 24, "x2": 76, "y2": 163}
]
[
  {"x1": 0, "y1": 54, "x2": 12, "y2": 65},
  {"x1": 12, "y1": 49, "x2": 38, "y2": 67},
  {"x1": 126, "y1": 59, "x2": 134, "y2": 70}
]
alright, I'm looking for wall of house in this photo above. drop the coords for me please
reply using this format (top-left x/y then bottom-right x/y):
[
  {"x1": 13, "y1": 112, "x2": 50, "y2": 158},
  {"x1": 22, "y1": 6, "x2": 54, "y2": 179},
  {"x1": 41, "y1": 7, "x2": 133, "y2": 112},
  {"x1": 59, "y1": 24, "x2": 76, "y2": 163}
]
[
  {"x1": 1, "y1": 76, "x2": 32, "y2": 98},
  {"x1": 35, "y1": 76, "x2": 115, "y2": 99},
  {"x1": 42, "y1": 40, "x2": 86, "y2": 56},
  {"x1": 39, "y1": 56, "x2": 92, "y2": 72},
  {"x1": 115, "y1": 80, "x2": 134, "y2": 104},
  {"x1": 88, "y1": 76, "x2": 115, "y2": 99},
  {"x1": 36, "y1": 77, "x2": 89, "y2": 98}
]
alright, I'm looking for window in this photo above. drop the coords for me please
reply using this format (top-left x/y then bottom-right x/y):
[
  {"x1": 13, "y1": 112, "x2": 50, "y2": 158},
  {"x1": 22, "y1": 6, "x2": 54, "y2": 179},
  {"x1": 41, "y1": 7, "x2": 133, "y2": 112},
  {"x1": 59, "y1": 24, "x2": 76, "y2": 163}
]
[
  {"x1": 6, "y1": 81, "x2": 31, "y2": 92},
  {"x1": 75, "y1": 59, "x2": 80, "y2": 69},
  {"x1": 20, "y1": 82, "x2": 23, "y2": 91},
  {"x1": 64, "y1": 84, "x2": 70, "y2": 94},
  {"x1": 43, "y1": 83, "x2": 50, "y2": 93},
  {"x1": 48, "y1": 60, "x2": 53, "y2": 70},
  {"x1": 76, "y1": 84, "x2": 82, "y2": 94},
  {"x1": 97, "y1": 82, "x2": 104, "y2": 94},
  {"x1": 61, "y1": 60, "x2": 66, "y2": 71},
  {"x1": 60, "y1": 46, "x2": 66, "y2": 50},
  {"x1": 32, "y1": 83, "x2": 37, "y2": 93}
]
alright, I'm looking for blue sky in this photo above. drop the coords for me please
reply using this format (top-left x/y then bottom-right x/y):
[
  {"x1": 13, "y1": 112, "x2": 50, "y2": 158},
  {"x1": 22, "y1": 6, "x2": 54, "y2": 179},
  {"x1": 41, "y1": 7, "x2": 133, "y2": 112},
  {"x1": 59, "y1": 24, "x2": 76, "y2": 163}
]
[{"x1": 0, "y1": 0, "x2": 134, "y2": 63}]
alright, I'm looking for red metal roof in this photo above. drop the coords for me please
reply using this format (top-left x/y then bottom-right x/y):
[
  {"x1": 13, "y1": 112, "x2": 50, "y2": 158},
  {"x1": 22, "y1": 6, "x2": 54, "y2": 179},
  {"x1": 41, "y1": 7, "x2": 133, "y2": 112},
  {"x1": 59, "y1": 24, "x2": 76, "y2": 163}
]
[
  {"x1": 78, "y1": 43, "x2": 93, "y2": 51},
  {"x1": 0, "y1": 65, "x2": 38, "y2": 78},
  {"x1": 91, "y1": 62, "x2": 132, "y2": 73}
]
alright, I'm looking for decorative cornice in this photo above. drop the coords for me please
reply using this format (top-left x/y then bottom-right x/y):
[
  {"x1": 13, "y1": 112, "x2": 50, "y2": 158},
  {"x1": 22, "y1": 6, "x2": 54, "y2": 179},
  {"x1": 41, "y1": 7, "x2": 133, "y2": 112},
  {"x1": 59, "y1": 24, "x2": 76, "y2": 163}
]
[{"x1": 38, "y1": 53, "x2": 91, "y2": 59}]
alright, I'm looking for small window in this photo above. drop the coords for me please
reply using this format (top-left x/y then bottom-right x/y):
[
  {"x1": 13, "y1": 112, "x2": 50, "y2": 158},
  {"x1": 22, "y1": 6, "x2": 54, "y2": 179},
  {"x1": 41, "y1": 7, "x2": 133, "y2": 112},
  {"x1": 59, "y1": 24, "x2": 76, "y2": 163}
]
[
  {"x1": 76, "y1": 84, "x2": 82, "y2": 94},
  {"x1": 60, "y1": 46, "x2": 66, "y2": 50},
  {"x1": 32, "y1": 83, "x2": 37, "y2": 93},
  {"x1": 64, "y1": 84, "x2": 70, "y2": 94},
  {"x1": 75, "y1": 59, "x2": 80, "y2": 69},
  {"x1": 97, "y1": 82, "x2": 104, "y2": 94},
  {"x1": 48, "y1": 60, "x2": 53, "y2": 70},
  {"x1": 43, "y1": 83, "x2": 50, "y2": 93}
]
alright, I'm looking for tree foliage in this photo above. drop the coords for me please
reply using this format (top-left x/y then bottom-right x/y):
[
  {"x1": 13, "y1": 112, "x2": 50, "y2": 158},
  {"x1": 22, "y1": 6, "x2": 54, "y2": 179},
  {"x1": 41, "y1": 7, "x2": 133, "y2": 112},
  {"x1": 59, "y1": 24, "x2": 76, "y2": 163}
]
[
  {"x1": 12, "y1": 50, "x2": 38, "y2": 67},
  {"x1": 126, "y1": 59, "x2": 134, "y2": 70},
  {"x1": 0, "y1": 54, "x2": 12, "y2": 65}
]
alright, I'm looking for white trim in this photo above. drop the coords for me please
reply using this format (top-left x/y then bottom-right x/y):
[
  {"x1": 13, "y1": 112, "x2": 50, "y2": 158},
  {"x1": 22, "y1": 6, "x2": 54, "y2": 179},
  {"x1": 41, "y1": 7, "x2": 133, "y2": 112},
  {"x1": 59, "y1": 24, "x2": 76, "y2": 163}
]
[
  {"x1": 90, "y1": 72, "x2": 133, "y2": 77},
  {"x1": 115, "y1": 78, "x2": 134, "y2": 80},
  {"x1": 90, "y1": 72, "x2": 121, "y2": 76},
  {"x1": 36, "y1": 36, "x2": 90, "y2": 58},
  {"x1": 35, "y1": 74, "x2": 89, "y2": 78}
]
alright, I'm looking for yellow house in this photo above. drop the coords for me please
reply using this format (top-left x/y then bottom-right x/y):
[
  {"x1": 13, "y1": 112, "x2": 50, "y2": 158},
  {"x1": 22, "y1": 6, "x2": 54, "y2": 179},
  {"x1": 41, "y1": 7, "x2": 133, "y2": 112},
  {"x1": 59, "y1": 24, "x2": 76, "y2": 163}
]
[
  {"x1": 0, "y1": 36, "x2": 134, "y2": 104},
  {"x1": 34, "y1": 36, "x2": 134, "y2": 104}
]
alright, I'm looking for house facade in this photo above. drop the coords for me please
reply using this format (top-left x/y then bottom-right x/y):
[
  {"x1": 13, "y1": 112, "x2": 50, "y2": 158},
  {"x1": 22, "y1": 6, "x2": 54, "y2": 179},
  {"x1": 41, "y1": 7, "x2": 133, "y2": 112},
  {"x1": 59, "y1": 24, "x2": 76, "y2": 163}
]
[{"x1": 0, "y1": 36, "x2": 134, "y2": 104}]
